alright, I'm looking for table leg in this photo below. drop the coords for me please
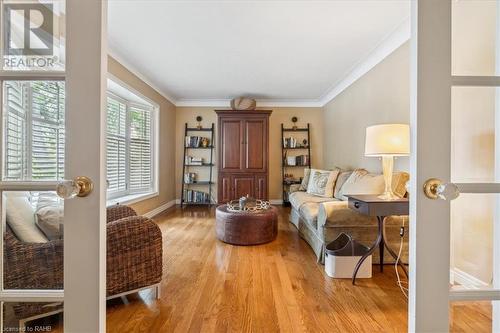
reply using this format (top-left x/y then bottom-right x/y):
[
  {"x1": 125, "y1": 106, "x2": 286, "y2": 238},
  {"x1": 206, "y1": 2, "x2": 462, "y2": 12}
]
[
  {"x1": 381, "y1": 218, "x2": 409, "y2": 278},
  {"x1": 378, "y1": 216, "x2": 385, "y2": 272},
  {"x1": 352, "y1": 216, "x2": 384, "y2": 285}
]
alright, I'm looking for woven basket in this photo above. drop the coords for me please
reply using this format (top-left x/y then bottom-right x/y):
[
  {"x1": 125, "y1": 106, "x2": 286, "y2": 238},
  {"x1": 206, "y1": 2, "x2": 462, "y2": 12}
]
[{"x1": 230, "y1": 97, "x2": 256, "y2": 110}]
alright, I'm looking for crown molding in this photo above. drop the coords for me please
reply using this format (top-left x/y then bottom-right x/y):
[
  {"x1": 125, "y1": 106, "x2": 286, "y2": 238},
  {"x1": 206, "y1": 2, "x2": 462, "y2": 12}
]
[
  {"x1": 317, "y1": 17, "x2": 410, "y2": 107},
  {"x1": 175, "y1": 98, "x2": 323, "y2": 108},
  {"x1": 109, "y1": 18, "x2": 409, "y2": 109},
  {"x1": 175, "y1": 99, "x2": 231, "y2": 107},
  {"x1": 107, "y1": 45, "x2": 178, "y2": 105}
]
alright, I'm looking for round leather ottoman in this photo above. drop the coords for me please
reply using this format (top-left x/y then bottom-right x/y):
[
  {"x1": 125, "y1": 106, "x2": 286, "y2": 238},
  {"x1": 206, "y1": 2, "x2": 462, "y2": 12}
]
[{"x1": 215, "y1": 204, "x2": 278, "y2": 245}]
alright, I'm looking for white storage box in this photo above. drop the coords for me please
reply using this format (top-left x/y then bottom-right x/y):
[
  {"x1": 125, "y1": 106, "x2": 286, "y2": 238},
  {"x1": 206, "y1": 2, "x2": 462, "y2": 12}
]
[{"x1": 325, "y1": 233, "x2": 372, "y2": 279}]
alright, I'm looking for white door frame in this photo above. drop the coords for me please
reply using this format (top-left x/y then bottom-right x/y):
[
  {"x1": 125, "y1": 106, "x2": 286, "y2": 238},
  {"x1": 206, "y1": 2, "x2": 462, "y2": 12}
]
[
  {"x1": 410, "y1": 0, "x2": 500, "y2": 331},
  {"x1": 0, "y1": 0, "x2": 107, "y2": 331}
]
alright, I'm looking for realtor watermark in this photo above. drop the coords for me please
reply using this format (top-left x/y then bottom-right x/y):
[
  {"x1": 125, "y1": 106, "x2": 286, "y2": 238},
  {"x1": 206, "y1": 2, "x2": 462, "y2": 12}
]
[{"x1": 2, "y1": 2, "x2": 57, "y2": 69}]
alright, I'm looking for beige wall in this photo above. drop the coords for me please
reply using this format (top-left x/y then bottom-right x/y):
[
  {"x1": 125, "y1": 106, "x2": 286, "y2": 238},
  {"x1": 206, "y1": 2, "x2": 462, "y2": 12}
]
[
  {"x1": 175, "y1": 107, "x2": 324, "y2": 201},
  {"x1": 322, "y1": 42, "x2": 410, "y2": 173},
  {"x1": 108, "y1": 56, "x2": 177, "y2": 215}
]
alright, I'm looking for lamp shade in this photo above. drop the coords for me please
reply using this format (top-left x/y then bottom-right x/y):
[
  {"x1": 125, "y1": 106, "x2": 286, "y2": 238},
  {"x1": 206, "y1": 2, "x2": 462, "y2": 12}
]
[{"x1": 365, "y1": 124, "x2": 410, "y2": 156}]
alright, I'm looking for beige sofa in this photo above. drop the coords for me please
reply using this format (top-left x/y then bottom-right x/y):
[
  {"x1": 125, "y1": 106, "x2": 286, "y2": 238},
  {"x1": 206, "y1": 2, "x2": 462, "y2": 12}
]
[{"x1": 288, "y1": 169, "x2": 409, "y2": 264}]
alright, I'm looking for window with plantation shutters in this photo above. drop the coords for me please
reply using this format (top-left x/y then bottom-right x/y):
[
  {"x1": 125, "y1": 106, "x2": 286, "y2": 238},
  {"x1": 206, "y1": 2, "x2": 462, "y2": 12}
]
[
  {"x1": 106, "y1": 94, "x2": 155, "y2": 200},
  {"x1": 3, "y1": 81, "x2": 156, "y2": 200},
  {"x1": 3, "y1": 81, "x2": 65, "y2": 181}
]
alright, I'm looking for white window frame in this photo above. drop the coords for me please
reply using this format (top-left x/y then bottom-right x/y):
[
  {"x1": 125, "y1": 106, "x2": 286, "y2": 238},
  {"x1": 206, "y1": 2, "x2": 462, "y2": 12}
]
[
  {"x1": 105, "y1": 77, "x2": 159, "y2": 205},
  {"x1": 2, "y1": 81, "x2": 65, "y2": 181}
]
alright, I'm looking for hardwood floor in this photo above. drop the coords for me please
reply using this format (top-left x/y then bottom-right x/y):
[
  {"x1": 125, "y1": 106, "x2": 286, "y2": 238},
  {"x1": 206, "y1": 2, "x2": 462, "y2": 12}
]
[{"x1": 103, "y1": 205, "x2": 490, "y2": 332}]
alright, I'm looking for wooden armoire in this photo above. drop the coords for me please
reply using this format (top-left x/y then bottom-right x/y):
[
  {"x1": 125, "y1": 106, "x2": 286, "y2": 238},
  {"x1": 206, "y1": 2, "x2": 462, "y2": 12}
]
[{"x1": 216, "y1": 110, "x2": 272, "y2": 203}]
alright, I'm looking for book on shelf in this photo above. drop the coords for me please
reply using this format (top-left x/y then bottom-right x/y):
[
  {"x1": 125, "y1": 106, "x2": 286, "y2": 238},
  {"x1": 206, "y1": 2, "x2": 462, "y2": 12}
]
[
  {"x1": 185, "y1": 136, "x2": 210, "y2": 148},
  {"x1": 185, "y1": 156, "x2": 204, "y2": 165},
  {"x1": 283, "y1": 137, "x2": 297, "y2": 148},
  {"x1": 284, "y1": 155, "x2": 309, "y2": 166},
  {"x1": 183, "y1": 189, "x2": 210, "y2": 203}
]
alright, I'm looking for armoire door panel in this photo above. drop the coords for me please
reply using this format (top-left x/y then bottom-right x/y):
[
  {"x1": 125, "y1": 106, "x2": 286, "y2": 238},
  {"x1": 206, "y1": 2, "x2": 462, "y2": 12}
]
[
  {"x1": 233, "y1": 175, "x2": 255, "y2": 199},
  {"x1": 244, "y1": 119, "x2": 266, "y2": 172},
  {"x1": 219, "y1": 174, "x2": 232, "y2": 203},
  {"x1": 220, "y1": 119, "x2": 243, "y2": 171},
  {"x1": 255, "y1": 175, "x2": 267, "y2": 200}
]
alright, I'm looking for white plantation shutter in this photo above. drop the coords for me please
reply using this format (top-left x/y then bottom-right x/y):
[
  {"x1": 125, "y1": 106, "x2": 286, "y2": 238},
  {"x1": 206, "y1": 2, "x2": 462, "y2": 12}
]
[
  {"x1": 4, "y1": 82, "x2": 27, "y2": 180},
  {"x1": 106, "y1": 97, "x2": 127, "y2": 193},
  {"x1": 129, "y1": 105, "x2": 152, "y2": 191},
  {"x1": 106, "y1": 94, "x2": 155, "y2": 199},
  {"x1": 3, "y1": 81, "x2": 65, "y2": 181},
  {"x1": 31, "y1": 82, "x2": 65, "y2": 180}
]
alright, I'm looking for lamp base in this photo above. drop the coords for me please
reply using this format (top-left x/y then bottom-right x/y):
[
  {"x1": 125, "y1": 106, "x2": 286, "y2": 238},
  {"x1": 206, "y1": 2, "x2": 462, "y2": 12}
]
[{"x1": 377, "y1": 191, "x2": 400, "y2": 201}]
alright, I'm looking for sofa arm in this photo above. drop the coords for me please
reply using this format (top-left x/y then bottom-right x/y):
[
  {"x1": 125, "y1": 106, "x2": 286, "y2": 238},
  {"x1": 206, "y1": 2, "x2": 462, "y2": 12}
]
[
  {"x1": 4, "y1": 231, "x2": 63, "y2": 290},
  {"x1": 317, "y1": 201, "x2": 375, "y2": 229},
  {"x1": 107, "y1": 204, "x2": 137, "y2": 223},
  {"x1": 106, "y1": 216, "x2": 162, "y2": 296},
  {"x1": 289, "y1": 184, "x2": 302, "y2": 193}
]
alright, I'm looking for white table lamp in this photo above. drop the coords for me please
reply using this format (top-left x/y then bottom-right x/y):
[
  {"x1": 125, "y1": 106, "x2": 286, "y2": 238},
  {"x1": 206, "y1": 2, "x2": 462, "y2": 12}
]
[{"x1": 365, "y1": 124, "x2": 410, "y2": 200}]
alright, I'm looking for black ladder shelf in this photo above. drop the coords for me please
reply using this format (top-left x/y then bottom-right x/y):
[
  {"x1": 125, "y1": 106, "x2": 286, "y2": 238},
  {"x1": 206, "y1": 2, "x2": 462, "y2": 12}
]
[
  {"x1": 281, "y1": 123, "x2": 311, "y2": 206},
  {"x1": 180, "y1": 123, "x2": 215, "y2": 207}
]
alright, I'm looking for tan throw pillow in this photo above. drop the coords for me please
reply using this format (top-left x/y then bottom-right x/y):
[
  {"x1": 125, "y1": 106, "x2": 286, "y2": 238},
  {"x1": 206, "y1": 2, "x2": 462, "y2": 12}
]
[
  {"x1": 306, "y1": 168, "x2": 340, "y2": 198},
  {"x1": 299, "y1": 168, "x2": 311, "y2": 191},
  {"x1": 333, "y1": 170, "x2": 353, "y2": 200}
]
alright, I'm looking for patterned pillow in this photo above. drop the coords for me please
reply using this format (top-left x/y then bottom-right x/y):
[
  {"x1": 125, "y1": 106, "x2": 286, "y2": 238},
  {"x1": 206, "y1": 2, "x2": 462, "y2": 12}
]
[
  {"x1": 337, "y1": 169, "x2": 369, "y2": 200},
  {"x1": 333, "y1": 170, "x2": 353, "y2": 200},
  {"x1": 299, "y1": 168, "x2": 311, "y2": 191},
  {"x1": 306, "y1": 169, "x2": 340, "y2": 198}
]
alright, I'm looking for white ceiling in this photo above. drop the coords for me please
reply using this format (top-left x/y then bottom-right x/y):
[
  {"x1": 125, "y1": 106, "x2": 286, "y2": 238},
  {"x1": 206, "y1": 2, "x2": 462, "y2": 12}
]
[{"x1": 108, "y1": 1, "x2": 410, "y2": 106}]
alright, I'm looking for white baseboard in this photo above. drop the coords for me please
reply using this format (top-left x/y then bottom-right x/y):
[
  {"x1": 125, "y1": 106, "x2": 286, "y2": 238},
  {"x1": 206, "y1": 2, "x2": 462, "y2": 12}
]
[
  {"x1": 143, "y1": 199, "x2": 177, "y2": 219},
  {"x1": 451, "y1": 267, "x2": 489, "y2": 289},
  {"x1": 174, "y1": 199, "x2": 283, "y2": 205}
]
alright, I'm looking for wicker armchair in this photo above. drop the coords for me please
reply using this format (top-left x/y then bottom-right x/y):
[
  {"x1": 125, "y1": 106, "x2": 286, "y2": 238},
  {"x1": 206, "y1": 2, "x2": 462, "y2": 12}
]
[{"x1": 4, "y1": 205, "x2": 163, "y2": 298}]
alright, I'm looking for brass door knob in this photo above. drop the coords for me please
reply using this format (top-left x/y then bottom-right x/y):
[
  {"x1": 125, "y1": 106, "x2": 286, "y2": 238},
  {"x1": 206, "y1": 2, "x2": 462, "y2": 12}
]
[
  {"x1": 56, "y1": 176, "x2": 94, "y2": 199},
  {"x1": 423, "y1": 178, "x2": 460, "y2": 200}
]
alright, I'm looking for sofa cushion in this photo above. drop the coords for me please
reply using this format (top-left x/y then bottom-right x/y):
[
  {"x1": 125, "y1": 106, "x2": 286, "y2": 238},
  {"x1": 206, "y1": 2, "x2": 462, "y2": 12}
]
[
  {"x1": 289, "y1": 191, "x2": 335, "y2": 211},
  {"x1": 338, "y1": 170, "x2": 409, "y2": 201},
  {"x1": 333, "y1": 170, "x2": 354, "y2": 200},
  {"x1": 337, "y1": 169, "x2": 368, "y2": 200},
  {"x1": 306, "y1": 168, "x2": 340, "y2": 198},
  {"x1": 6, "y1": 194, "x2": 48, "y2": 243}
]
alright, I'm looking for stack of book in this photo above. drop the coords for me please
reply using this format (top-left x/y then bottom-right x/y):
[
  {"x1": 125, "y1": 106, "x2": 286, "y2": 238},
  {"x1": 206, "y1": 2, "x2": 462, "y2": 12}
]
[
  {"x1": 184, "y1": 189, "x2": 210, "y2": 203},
  {"x1": 283, "y1": 137, "x2": 297, "y2": 148},
  {"x1": 295, "y1": 155, "x2": 309, "y2": 166},
  {"x1": 185, "y1": 136, "x2": 210, "y2": 148},
  {"x1": 185, "y1": 156, "x2": 203, "y2": 165}
]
